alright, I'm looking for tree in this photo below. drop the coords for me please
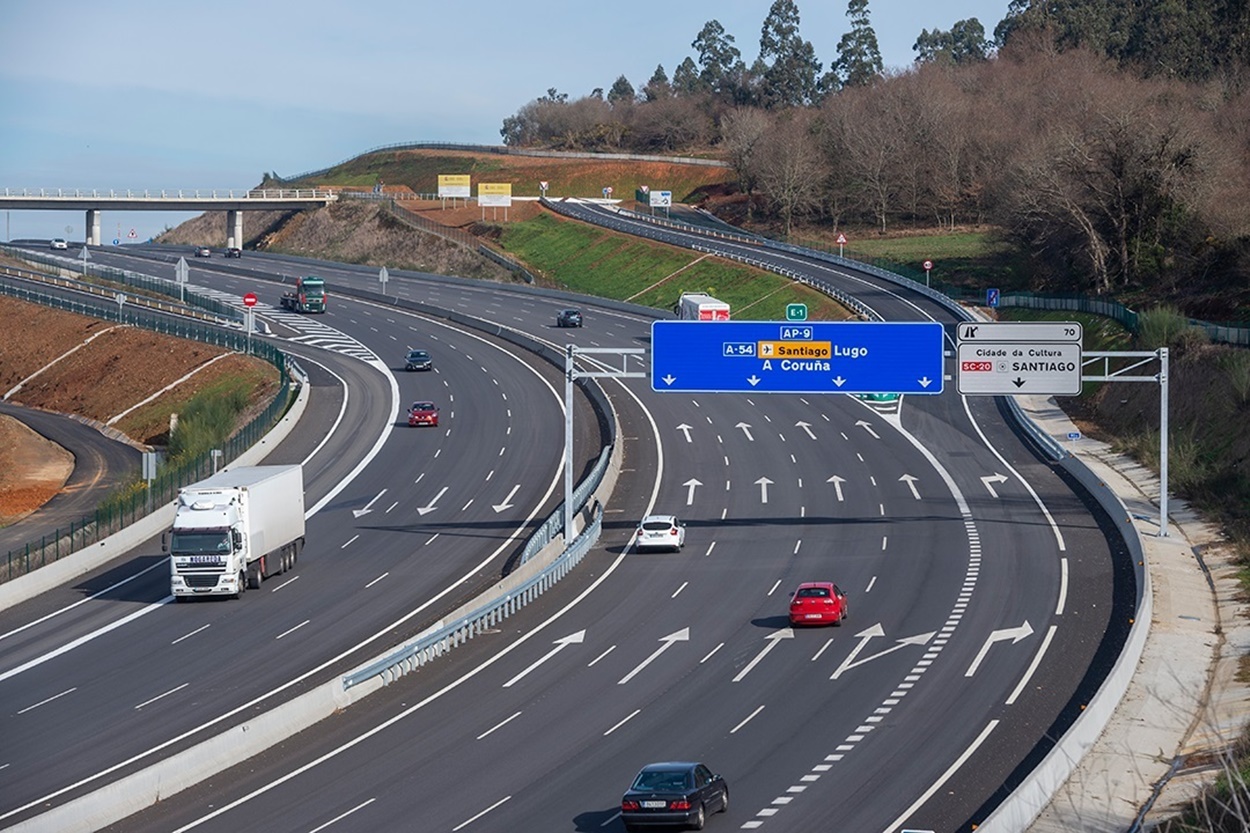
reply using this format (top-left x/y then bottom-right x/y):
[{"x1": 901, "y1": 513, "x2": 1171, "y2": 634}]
[
  {"x1": 755, "y1": 115, "x2": 826, "y2": 236},
  {"x1": 692, "y1": 19, "x2": 743, "y2": 95},
  {"x1": 831, "y1": 0, "x2": 883, "y2": 88},
  {"x1": 720, "y1": 108, "x2": 773, "y2": 219},
  {"x1": 758, "y1": 0, "x2": 823, "y2": 107},
  {"x1": 914, "y1": 18, "x2": 991, "y2": 65},
  {"x1": 607, "y1": 75, "x2": 636, "y2": 106},
  {"x1": 643, "y1": 64, "x2": 670, "y2": 101},
  {"x1": 672, "y1": 57, "x2": 701, "y2": 95}
]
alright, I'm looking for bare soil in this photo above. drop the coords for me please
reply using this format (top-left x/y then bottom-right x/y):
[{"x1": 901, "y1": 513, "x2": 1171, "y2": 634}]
[{"x1": 0, "y1": 295, "x2": 278, "y2": 521}]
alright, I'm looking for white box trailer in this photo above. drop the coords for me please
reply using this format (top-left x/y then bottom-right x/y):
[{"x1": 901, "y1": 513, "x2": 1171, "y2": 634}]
[
  {"x1": 167, "y1": 465, "x2": 305, "y2": 600},
  {"x1": 676, "y1": 292, "x2": 730, "y2": 321}
]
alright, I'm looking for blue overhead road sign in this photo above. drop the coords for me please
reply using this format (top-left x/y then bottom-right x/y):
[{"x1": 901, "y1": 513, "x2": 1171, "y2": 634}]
[{"x1": 651, "y1": 321, "x2": 945, "y2": 394}]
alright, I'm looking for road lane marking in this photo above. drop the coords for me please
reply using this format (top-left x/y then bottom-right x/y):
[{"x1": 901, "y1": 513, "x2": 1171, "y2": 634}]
[
  {"x1": 730, "y1": 704, "x2": 765, "y2": 733},
  {"x1": 452, "y1": 796, "x2": 511, "y2": 831},
  {"x1": 275, "y1": 621, "x2": 310, "y2": 640},
  {"x1": 308, "y1": 798, "x2": 376, "y2": 833},
  {"x1": 603, "y1": 709, "x2": 641, "y2": 735},
  {"x1": 365, "y1": 573, "x2": 388, "y2": 589},
  {"x1": 18, "y1": 687, "x2": 76, "y2": 714},
  {"x1": 135, "y1": 683, "x2": 189, "y2": 710},
  {"x1": 172, "y1": 624, "x2": 210, "y2": 645},
  {"x1": 270, "y1": 576, "x2": 299, "y2": 593},
  {"x1": 477, "y1": 712, "x2": 522, "y2": 740}
]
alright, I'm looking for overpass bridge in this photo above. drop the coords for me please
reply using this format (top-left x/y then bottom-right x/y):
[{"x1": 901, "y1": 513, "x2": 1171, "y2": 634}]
[{"x1": 0, "y1": 188, "x2": 337, "y2": 247}]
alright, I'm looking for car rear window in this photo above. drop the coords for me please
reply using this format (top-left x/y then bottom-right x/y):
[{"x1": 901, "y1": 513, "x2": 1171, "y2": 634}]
[
  {"x1": 797, "y1": 587, "x2": 830, "y2": 598},
  {"x1": 633, "y1": 770, "x2": 690, "y2": 791},
  {"x1": 642, "y1": 520, "x2": 672, "y2": 531}
]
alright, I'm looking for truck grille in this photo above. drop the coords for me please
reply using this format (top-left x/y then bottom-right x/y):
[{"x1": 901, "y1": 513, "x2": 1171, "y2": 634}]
[{"x1": 184, "y1": 575, "x2": 221, "y2": 588}]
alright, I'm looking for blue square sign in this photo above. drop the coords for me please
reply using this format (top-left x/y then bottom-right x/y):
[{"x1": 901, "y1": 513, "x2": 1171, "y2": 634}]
[{"x1": 651, "y1": 320, "x2": 944, "y2": 395}]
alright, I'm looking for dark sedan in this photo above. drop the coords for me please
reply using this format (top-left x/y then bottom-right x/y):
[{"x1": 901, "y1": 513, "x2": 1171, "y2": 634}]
[
  {"x1": 556, "y1": 308, "x2": 583, "y2": 328},
  {"x1": 224, "y1": 247, "x2": 242, "y2": 258},
  {"x1": 620, "y1": 762, "x2": 728, "y2": 830}
]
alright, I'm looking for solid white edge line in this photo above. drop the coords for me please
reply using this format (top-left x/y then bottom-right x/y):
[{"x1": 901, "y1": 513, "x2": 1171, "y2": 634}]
[{"x1": 884, "y1": 720, "x2": 999, "y2": 833}]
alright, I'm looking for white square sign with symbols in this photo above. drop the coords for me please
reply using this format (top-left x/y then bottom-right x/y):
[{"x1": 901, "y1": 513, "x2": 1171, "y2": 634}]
[{"x1": 956, "y1": 321, "x2": 1083, "y2": 395}]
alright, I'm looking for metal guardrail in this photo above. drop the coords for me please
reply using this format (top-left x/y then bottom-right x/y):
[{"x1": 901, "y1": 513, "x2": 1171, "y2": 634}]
[
  {"x1": 343, "y1": 500, "x2": 604, "y2": 690},
  {"x1": 520, "y1": 445, "x2": 611, "y2": 564},
  {"x1": 0, "y1": 271, "x2": 295, "y2": 582},
  {"x1": 0, "y1": 187, "x2": 335, "y2": 200}
]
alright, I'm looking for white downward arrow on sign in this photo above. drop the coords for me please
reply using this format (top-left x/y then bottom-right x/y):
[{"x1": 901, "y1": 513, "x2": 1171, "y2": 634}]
[{"x1": 747, "y1": 375, "x2": 761, "y2": 387}]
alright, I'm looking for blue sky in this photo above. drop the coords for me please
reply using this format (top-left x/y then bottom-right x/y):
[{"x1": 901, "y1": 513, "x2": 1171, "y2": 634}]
[{"x1": 0, "y1": 0, "x2": 1010, "y2": 243}]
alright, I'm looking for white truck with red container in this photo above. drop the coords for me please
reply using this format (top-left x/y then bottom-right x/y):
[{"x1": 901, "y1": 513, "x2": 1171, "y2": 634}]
[
  {"x1": 676, "y1": 292, "x2": 730, "y2": 321},
  {"x1": 166, "y1": 465, "x2": 305, "y2": 600}
]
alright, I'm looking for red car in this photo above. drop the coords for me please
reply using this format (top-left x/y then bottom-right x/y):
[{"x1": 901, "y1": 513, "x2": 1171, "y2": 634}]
[
  {"x1": 788, "y1": 581, "x2": 848, "y2": 626},
  {"x1": 407, "y1": 401, "x2": 439, "y2": 427}
]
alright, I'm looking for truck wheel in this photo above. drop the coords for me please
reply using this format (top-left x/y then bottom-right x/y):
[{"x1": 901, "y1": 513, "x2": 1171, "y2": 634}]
[
  {"x1": 248, "y1": 564, "x2": 262, "y2": 590},
  {"x1": 235, "y1": 571, "x2": 246, "y2": 598}
]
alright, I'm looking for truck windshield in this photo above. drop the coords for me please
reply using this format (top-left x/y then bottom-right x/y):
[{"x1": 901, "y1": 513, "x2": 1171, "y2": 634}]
[{"x1": 170, "y1": 531, "x2": 231, "y2": 555}]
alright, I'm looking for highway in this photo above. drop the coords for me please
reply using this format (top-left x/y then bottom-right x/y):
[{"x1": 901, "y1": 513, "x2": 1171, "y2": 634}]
[{"x1": 2, "y1": 224, "x2": 1133, "y2": 832}]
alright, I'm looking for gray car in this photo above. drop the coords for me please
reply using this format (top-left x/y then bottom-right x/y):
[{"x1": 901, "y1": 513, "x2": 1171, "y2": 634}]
[{"x1": 404, "y1": 349, "x2": 433, "y2": 371}]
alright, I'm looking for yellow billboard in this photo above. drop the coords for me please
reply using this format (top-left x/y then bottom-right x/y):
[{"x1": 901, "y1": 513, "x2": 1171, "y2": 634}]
[
  {"x1": 438, "y1": 174, "x2": 471, "y2": 199},
  {"x1": 478, "y1": 182, "x2": 513, "y2": 207}
]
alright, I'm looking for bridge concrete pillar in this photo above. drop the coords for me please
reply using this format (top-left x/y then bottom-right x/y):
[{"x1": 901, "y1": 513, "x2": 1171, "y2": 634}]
[
  {"x1": 86, "y1": 209, "x2": 101, "y2": 246},
  {"x1": 226, "y1": 210, "x2": 243, "y2": 249}
]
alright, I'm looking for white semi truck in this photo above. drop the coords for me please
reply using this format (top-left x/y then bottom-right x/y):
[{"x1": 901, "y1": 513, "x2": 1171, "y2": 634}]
[
  {"x1": 676, "y1": 292, "x2": 730, "y2": 320},
  {"x1": 167, "y1": 465, "x2": 306, "y2": 600}
]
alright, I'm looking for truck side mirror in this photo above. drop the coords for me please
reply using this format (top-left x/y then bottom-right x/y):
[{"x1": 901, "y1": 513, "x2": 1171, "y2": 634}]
[
  {"x1": 161, "y1": 532, "x2": 169, "y2": 553},
  {"x1": 233, "y1": 530, "x2": 243, "y2": 550}
]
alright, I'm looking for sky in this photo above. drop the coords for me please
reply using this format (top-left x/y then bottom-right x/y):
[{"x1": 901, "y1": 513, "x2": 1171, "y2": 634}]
[{"x1": 0, "y1": 0, "x2": 1011, "y2": 243}]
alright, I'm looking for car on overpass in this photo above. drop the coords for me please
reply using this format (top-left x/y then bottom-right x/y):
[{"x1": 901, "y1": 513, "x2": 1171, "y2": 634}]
[
  {"x1": 224, "y1": 247, "x2": 242, "y2": 258},
  {"x1": 49, "y1": 238, "x2": 67, "y2": 250},
  {"x1": 194, "y1": 246, "x2": 212, "y2": 258}
]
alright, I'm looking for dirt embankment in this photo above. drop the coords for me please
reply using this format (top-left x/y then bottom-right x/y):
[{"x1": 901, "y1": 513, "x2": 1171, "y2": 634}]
[{"x1": 0, "y1": 295, "x2": 278, "y2": 525}]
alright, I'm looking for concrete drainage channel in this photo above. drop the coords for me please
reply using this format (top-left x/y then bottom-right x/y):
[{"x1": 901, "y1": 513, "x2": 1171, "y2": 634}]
[{"x1": 6, "y1": 283, "x2": 622, "y2": 832}]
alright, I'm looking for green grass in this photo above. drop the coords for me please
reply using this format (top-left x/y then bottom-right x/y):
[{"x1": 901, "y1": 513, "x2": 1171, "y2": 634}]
[{"x1": 501, "y1": 213, "x2": 853, "y2": 320}]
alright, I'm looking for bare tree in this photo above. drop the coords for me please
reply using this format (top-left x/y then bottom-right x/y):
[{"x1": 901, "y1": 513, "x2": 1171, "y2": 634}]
[
  {"x1": 755, "y1": 114, "x2": 826, "y2": 236},
  {"x1": 720, "y1": 107, "x2": 772, "y2": 219}
]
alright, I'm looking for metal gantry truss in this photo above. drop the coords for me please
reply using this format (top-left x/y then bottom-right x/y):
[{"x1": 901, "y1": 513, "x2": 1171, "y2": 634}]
[
  {"x1": 1082, "y1": 349, "x2": 1169, "y2": 535},
  {"x1": 564, "y1": 346, "x2": 646, "y2": 537}
]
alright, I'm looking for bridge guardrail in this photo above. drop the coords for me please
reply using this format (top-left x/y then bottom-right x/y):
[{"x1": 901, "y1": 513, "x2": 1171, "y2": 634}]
[{"x1": 0, "y1": 187, "x2": 335, "y2": 200}]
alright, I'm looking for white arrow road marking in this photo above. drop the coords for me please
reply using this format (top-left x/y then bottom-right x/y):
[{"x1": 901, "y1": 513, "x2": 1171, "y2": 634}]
[
  {"x1": 965, "y1": 621, "x2": 1034, "y2": 677},
  {"x1": 351, "y1": 489, "x2": 387, "y2": 519},
  {"x1": 899, "y1": 474, "x2": 921, "y2": 500},
  {"x1": 856, "y1": 420, "x2": 880, "y2": 439},
  {"x1": 676, "y1": 423, "x2": 694, "y2": 442},
  {"x1": 492, "y1": 484, "x2": 521, "y2": 513},
  {"x1": 827, "y1": 475, "x2": 846, "y2": 502},
  {"x1": 618, "y1": 628, "x2": 689, "y2": 684},
  {"x1": 503, "y1": 630, "x2": 586, "y2": 687},
  {"x1": 755, "y1": 477, "x2": 774, "y2": 504},
  {"x1": 981, "y1": 473, "x2": 1009, "y2": 498},
  {"x1": 736, "y1": 422, "x2": 755, "y2": 441},
  {"x1": 683, "y1": 478, "x2": 703, "y2": 506},
  {"x1": 417, "y1": 486, "x2": 449, "y2": 516},
  {"x1": 796, "y1": 421, "x2": 816, "y2": 439},
  {"x1": 733, "y1": 628, "x2": 794, "y2": 682},
  {"x1": 830, "y1": 625, "x2": 935, "y2": 679}
]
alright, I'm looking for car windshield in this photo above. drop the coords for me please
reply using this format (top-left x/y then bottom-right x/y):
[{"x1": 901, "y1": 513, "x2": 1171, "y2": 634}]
[
  {"x1": 633, "y1": 769, "x2": 690, "y2": 791},
  {"x1": 642, "y1": 520, "x2": 673, "y2": 531},
  {"x1": 408, "y1": 351, "x2": 428, "y2": 359},
  {"x1": 796, "y1": 586, "x2": 831, "y2": 598},
  {"x1": 411, "y1": 402, "x2": 435, "y2": 411}
]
